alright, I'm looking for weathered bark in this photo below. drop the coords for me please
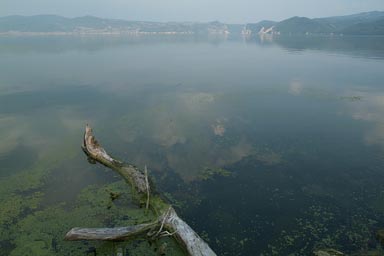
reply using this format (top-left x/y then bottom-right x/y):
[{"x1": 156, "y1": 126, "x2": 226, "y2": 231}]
[
  {"x1": 65, "y1": 223, "x2": 157, "y2": 241},
  {"x1": 65, "y1": 124, "x2": 216, "y2": 256},
  {"x1": 163, "y1": 207, "x2": 216, "y2": 255}
]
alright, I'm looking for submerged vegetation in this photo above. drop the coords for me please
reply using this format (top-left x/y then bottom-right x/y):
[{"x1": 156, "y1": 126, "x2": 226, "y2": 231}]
[
  {"x1": 198, "y1": 167, "x2": 232, "y2": 181},
  {"x1": 0, "y1": 139, "x2": 184, "y2": 255},
  {"x1": 1, "y1": 172, "x2": 183, "y2": 255},
  {"x1": 340, "y1": 96, "x2": 363, "y2": 102}
]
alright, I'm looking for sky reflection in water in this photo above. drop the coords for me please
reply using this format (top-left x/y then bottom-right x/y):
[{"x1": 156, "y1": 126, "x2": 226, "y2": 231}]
[{"x1": 1, "y1": 35, "x2": 384, "y2": 255}]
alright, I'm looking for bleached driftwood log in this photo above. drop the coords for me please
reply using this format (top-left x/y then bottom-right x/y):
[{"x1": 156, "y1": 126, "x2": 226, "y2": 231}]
[{"x1": 65, "y1": 125, "x2": 216, "y2": 256}]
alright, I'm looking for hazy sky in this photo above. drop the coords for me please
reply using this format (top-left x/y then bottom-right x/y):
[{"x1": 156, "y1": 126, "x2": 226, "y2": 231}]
[{"x1": 1, "y1": 0, "x2": 383, "y2": 23}]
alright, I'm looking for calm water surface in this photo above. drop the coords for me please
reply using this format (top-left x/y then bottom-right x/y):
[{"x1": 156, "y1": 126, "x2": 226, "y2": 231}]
[{"x1": 1, "y1": 35, "x2": 384, "y2": 255}]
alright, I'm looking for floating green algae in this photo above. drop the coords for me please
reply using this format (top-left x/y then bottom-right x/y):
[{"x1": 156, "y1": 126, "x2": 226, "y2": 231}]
[
  {"x1": 2, "y1": 180, "x2": 185, "y2": 256},
  {"x1": 340, "y1": 96, "x2": 363, "y2": 102},
  {"x1": 198, "y1": 167, "x2": 232, "y2": 181},
  {"x1": 0, "y1": 137, "x2": 185, "y2": 256},
  {"x1": 260, "y1": 204, "x2": 379, "y2": 255},
  {"x1": 0, "y1": 147, "x2": 76, "y2": 247}
]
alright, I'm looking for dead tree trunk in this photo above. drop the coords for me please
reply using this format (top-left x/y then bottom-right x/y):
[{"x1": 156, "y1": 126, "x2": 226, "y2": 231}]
[{"x1": 65, "y1": 125, "x2": 216, "y2": 256}]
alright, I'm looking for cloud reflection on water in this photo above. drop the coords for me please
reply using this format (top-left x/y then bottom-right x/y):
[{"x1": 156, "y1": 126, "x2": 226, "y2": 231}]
[{"x1": 351, "y1": 95, "x2": 384, "y2": 147}]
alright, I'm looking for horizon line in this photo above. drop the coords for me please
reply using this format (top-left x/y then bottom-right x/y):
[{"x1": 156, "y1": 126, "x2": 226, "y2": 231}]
[{"x1": 1, "y1": 10, "x2": 383, "y2": 25}]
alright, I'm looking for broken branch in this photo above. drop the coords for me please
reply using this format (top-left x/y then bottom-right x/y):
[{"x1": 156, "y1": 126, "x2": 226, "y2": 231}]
[{"x1": 65, "y1": 125, "x2": 216, "y2": 256}]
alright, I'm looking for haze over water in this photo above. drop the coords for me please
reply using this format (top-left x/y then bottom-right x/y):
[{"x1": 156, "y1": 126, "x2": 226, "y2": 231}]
[{"x1": 1, "y1": 35, "x2": 384, "y2": 255}]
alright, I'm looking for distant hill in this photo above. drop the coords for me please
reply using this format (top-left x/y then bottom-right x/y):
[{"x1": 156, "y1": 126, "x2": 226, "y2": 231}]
[
  {"x1": 1, "y1": 12, "x2": 384, "y2": 36},
  {"x1": 274, "y1": 16, "x2": 333, "y2": 34},
  {"x1": 0, "y1": 15, "x2": 146, "y2": 33},
  {"x1": 0, "y1": 15, "x2": 232, "y2": 34},
  {"x1": 246, "y1": 11, "x2": 384, "y2": 35},
  {"x1": 315, "y1": 11, "x2": 384, "y2": 31},
  {"x1": 340, "y1": 18, "x2": 384, "y2": 35}
]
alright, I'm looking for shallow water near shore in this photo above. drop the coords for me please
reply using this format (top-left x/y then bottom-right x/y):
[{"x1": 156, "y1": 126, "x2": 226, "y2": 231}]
[{"x1": 1, "y1": 35, "x2": 384, "y2": 255}]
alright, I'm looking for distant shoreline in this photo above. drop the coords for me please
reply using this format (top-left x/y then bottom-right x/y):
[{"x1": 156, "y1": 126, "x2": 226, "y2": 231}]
[
  {"x1": 2, "y1": 32, "x2": 384, "y2": 38},
  {"x1": 0, "y1": 31, "x2": 213, "y2": 36},
  {"x1": 2, "y1": 11, "x2": 384, "y2": 36}
]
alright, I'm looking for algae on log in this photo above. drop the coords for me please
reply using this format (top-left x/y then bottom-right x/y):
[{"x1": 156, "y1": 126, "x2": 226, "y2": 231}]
[{"x1": 65, "y1": 125, "x2": 216, "y2": 256}]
